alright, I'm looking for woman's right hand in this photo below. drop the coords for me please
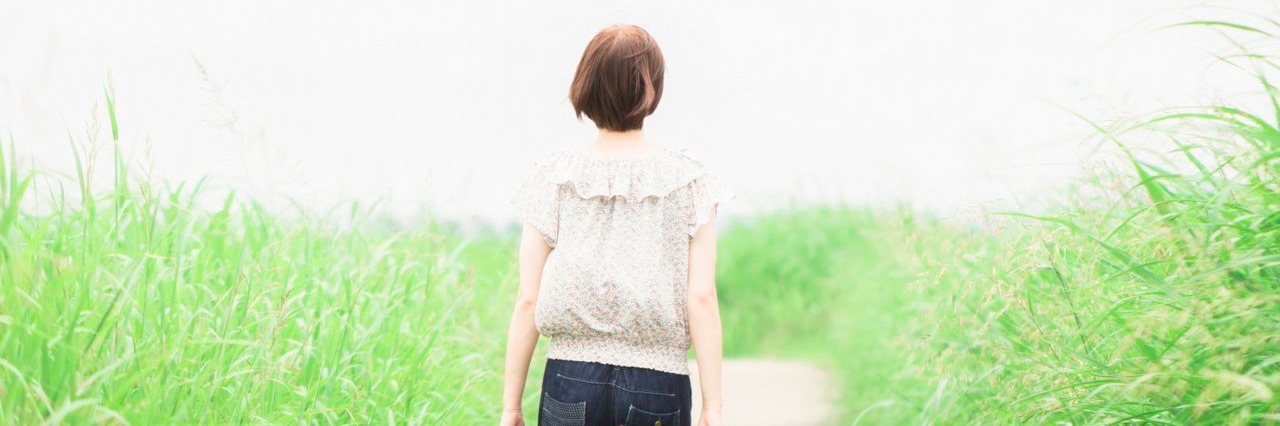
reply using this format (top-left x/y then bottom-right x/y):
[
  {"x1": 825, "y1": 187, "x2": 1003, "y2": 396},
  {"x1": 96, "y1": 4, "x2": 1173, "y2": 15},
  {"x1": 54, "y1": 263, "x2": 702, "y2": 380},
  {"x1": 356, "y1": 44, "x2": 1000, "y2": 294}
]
[
  {"x1": 498, "y1": 410, "x2": 524, "y2": 426},
  {"x1": 698, "y1": 409, "x2": 722, "y2": 426}
]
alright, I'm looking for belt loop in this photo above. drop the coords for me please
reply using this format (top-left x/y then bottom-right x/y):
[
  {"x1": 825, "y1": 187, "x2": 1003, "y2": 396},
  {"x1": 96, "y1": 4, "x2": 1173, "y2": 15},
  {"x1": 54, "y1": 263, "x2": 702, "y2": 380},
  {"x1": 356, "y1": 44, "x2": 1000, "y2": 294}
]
[{"x1": 610, "y1": 365, "x2": 623, "y2": 388}]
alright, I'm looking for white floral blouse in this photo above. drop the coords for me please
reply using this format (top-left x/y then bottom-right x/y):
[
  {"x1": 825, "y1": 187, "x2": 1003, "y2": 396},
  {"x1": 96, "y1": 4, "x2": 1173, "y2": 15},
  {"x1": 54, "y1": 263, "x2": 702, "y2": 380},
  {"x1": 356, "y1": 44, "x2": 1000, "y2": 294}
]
[{"x1": 510, "y1": 145, "x2": 735, "y2": 375}]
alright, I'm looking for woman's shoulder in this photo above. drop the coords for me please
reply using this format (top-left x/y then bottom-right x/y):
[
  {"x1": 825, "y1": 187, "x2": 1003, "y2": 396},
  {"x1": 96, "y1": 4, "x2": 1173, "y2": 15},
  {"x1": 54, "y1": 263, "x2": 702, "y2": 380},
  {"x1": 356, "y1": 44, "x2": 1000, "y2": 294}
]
[
  {"x1": 524, "y1": 144, "x2": 714, "y2": 203},
  {"x1": 532, "y1": 144, "x2": 705, "y2": 164}
]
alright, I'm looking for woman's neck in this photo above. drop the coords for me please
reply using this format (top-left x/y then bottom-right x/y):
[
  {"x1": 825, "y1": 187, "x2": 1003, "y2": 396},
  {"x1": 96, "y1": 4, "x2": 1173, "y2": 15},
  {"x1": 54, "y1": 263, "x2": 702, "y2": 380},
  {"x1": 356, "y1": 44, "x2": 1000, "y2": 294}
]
[
  {"x1": 586, "y1": 129, "x2": 651, "y2": 155},
  {"x1": 595, "y1": 129, "x2": 645, "y2": 146}
]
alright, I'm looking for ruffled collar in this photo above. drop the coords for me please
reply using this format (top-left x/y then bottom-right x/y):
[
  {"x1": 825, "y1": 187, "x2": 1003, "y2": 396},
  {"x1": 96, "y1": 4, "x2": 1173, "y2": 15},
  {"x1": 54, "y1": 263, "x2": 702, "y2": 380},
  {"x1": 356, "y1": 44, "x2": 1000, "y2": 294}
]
[{"x1": 534, "y1": 145, "x2": 707, "y2": 203}]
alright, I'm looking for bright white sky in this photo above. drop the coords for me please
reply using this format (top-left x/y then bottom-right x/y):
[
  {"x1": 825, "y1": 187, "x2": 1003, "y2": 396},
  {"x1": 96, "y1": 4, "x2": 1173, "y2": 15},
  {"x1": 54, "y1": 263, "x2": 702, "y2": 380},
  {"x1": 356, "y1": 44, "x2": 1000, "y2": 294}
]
[{"x1": 1, "y1": 1, "x2": 1275, "y2": 226}]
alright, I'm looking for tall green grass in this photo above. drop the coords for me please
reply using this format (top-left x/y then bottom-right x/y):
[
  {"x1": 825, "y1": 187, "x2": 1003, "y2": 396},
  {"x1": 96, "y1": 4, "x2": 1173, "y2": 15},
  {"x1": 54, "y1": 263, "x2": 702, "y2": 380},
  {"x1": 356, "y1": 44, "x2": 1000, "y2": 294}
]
[
  {"x1": 715, "y1": 205, "x2": 930, "y2": 423},
  {"x1": 701, "y1": 16, "x2": 1280, "y2": 425},
  {"x1": 884, "y1": 19, "x2": 1280, "y2": 425},
  {"x1": 2, "y1": 14, "x2": 1278, "y2": 426},
  {"x1": 0, "y1": 93, "x2": 528, "y2": 423}
]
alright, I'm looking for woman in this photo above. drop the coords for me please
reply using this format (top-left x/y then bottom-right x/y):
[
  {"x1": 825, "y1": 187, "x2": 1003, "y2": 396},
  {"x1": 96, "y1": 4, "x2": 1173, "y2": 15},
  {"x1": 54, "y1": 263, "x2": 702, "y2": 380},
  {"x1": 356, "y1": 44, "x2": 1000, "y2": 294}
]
[{"x1": 499, "y1": 24, "x2": 733, "y2": 426}]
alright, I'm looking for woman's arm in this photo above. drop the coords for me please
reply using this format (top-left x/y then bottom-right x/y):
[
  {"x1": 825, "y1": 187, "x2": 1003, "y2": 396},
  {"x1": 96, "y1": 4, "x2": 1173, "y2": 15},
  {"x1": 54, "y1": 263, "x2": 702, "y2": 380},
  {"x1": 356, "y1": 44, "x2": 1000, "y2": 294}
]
[
  {"x1": 499, "y1": 225, "x2": 553, "y2": 425},
  {"x1": 687, "y1": 206, "x2": 723, "y2": 425}
]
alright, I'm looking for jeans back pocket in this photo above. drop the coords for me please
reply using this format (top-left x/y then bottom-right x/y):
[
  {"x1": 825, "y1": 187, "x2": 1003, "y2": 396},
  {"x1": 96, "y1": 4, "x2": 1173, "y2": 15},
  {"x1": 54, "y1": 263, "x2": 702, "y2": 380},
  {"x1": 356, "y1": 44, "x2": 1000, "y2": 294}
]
[
  {"x1": 540, "y1": 392, "x2": 587, "y2": 426},
  {"x1": 623, "y1": 404, "x2": 680, "y2": 426}
]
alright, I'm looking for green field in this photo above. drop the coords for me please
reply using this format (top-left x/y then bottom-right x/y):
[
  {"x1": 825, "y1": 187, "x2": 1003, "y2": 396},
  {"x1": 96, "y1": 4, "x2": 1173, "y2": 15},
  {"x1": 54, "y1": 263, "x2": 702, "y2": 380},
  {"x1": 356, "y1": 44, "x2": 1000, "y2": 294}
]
[{"x1": 3, "y1": 19, "x2": 1280, "y2": 426}]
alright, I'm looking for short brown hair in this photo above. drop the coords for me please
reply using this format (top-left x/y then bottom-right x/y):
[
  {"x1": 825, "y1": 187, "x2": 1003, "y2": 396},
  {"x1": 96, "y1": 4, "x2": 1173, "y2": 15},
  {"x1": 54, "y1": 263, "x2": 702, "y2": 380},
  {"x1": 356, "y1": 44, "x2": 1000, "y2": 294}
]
[{"x1": 569, "y1": 24, "x2": 665, "y2": 131}]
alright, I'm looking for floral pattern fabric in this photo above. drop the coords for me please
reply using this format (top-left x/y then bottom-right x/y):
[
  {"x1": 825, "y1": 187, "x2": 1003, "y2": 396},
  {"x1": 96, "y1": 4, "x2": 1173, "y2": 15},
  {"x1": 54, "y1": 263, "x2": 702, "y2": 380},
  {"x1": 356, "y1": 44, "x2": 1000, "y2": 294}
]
[{"x1": 510, "y1": 145, "x2": 735, "y2": 375}]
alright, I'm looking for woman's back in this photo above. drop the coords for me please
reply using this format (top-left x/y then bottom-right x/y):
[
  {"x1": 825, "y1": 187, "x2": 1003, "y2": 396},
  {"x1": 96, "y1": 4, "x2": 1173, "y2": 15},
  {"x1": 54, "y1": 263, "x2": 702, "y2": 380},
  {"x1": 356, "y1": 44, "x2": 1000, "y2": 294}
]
[
  {"x1": 511, "y1": 144, "x2": 734, "y2": 375},
  {"x1": 500, "y1": 24, "x2": 728, "y2": 426}
]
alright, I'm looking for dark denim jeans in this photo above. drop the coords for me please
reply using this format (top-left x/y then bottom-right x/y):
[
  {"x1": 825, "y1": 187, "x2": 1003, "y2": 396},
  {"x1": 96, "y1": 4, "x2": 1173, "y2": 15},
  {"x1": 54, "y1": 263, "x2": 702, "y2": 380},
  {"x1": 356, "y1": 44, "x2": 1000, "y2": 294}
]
[{"x1": 538, "y1": 358, "x2": 692, "y2": 426}]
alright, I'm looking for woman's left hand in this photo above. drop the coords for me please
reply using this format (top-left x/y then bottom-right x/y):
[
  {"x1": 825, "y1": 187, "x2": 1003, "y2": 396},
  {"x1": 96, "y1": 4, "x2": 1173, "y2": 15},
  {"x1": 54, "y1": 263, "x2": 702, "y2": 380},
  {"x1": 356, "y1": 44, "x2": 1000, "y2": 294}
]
[{"x1": 499, "y1": 410, "x2": 525, "y2": 426}]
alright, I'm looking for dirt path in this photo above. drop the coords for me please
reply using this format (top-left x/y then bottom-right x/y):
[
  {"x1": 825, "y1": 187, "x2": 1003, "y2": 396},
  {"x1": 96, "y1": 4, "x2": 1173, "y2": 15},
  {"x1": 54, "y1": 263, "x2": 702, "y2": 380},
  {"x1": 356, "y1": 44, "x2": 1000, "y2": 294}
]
[{"x1": 687, "y1": 359, "x2": 836, "y2": 425}]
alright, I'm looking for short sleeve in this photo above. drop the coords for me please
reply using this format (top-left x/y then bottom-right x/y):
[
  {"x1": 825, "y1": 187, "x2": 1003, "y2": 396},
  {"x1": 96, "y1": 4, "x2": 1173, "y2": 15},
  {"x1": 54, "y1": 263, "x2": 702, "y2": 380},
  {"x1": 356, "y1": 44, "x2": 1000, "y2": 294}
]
[
  {"x1": 686, "y1": 170, "x2": 736, "y2": 238},
  {"x1": 511, "y1": 163, "x2": 562, "y2": 248}
]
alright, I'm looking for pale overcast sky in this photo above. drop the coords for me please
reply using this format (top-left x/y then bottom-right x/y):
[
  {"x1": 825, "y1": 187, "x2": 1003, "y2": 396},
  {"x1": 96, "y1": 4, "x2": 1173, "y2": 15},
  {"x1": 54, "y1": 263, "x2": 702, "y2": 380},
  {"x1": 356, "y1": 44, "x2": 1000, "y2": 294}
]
[{"x1": 1, "y1": 1, "x2": 1274, "y2": 225}]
